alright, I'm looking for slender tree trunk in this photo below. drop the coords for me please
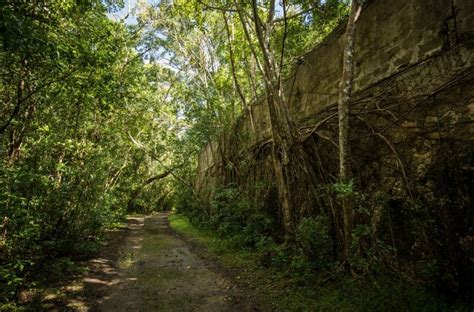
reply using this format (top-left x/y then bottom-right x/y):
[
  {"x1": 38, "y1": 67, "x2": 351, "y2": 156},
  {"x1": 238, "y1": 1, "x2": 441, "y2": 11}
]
[
  {"x1": 338, "y1": 0, "x2": 362, "y2": 260},
  {"x1": 230, "y1": 0, "x2": 320, "y2": 235},
  {"x1": 222, "y1": 11, "x2": 256, "y2": 133},
  {"x1": 8, "y1": 60, "x2": 35, "y2": 165},
  {"x1": 233, "y1": 0, "x2": 311, "y2": 235},
  {"x1": 250, "y1": 0, "x2": 298, "y2": 235}
]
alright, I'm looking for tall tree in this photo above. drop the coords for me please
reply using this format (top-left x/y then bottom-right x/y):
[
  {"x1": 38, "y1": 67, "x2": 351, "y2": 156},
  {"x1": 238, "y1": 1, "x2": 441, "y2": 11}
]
[
  {"x1": 225, "y1": 0, "x2": 347, "y2": 234},
  {"x1": 150, "y1": 0, "x2": 348, "y2": 235},
  {"x1": 242, "y1": 0, "x2": 300, "y2": 234},
  {"x1": 338, "y1": 0, "x2": 362, "y2": 259}
]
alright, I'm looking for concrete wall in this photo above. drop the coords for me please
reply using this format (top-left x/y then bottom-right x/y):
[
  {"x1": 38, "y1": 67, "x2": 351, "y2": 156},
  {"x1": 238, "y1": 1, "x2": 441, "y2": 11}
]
[
  {"x1": 196, "y1": 0, "x2": 474, "y2": 194},
  {"x1": 193, "y1": 0, "x2": 474, "y2": 291}
]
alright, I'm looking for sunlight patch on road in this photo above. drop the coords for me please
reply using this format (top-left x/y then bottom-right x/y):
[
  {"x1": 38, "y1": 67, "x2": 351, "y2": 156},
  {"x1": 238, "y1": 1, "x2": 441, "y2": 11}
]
[{"x1": 118, "y1": 252, "x2": 135, "y2": 269}]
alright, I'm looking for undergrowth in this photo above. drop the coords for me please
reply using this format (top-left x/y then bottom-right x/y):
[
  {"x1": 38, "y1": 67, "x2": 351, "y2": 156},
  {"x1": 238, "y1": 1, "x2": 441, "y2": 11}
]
[
  {"x1": 170, "y1": 185, "x2": 470, "y2": 311},
  {"x1": 169, "y1": 213, "x2": 468, "y2": 311},
  {"x1": 0, "y1": 212, "x2": 127, "y2": 311}
]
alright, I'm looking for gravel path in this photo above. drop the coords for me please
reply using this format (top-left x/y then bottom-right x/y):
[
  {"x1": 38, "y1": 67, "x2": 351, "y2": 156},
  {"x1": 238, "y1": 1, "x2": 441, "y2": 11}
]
[{"x1": 83, "y1": 213, "x2": 256, "y2": 311}]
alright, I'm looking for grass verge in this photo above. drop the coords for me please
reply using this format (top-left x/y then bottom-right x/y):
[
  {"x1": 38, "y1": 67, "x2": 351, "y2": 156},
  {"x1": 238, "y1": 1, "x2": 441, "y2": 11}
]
[{"x1": 169, "y1": 213, "x2": 470, "y2": 312}]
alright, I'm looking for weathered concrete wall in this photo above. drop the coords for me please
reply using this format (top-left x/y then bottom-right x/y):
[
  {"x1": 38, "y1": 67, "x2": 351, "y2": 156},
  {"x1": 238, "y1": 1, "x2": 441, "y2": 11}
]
[{"x1": 196, "y1": 0, "x2": 474, "y2": 194}]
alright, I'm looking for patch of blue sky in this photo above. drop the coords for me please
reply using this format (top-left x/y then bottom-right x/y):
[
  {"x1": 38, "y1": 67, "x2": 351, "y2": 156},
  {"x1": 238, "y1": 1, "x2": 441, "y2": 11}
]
[{"x1": 106, "y1": 0, "x2": 161, "y2": 25}]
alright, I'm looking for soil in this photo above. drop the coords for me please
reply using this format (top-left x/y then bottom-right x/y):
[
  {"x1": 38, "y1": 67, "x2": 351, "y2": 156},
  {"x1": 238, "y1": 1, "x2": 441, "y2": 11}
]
[{"x1": 76, "y1": 213, "x2": 259, "y2": 311}]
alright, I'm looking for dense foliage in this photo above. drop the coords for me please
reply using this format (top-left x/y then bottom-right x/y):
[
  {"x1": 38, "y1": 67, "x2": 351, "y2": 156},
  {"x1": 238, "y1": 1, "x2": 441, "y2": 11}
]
[
  {"x1": 0, "y1": 0, "x2": 179, "y2": 305},
  {"x1": 1, "y1": 0, "x2": 471, "y2": 309},
  {"x1": 0, "y1": 0, "x2": 349, "y2": 305}
]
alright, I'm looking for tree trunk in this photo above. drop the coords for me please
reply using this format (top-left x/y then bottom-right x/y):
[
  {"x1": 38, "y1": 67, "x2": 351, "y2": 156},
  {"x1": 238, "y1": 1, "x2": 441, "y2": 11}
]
[
  {"x1": 222, "y1": 11, "x2": 256, "y2": 133},
  {"x1": 338, "y1": 0, "x2": 362, "y2": 260},
  {"x1": 127, "y1": 169, "x2": 174, "y2": 211},
  {"x1": 230, "y1": 0, "x2": 321, "y2": 235},
  {"x1": 250, "y1": 0, "x2": 299, "y2": 235}
]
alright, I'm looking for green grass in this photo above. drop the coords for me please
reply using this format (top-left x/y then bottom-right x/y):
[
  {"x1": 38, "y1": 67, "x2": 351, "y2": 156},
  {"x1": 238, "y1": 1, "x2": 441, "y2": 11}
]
[
  {"x1": 168, "y1": 213, "x2": 470, "y2": 312},
  {"x1": 168, "y1": 213, "x2": 254, "y2": 268}
]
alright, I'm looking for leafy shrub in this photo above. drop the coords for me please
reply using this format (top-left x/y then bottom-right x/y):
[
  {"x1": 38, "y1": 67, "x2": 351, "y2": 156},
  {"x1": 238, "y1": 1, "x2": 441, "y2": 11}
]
[
  {"x1": 209, "y1": 185, "x2": 275, "y2": 248},
  {"x1": 295, "y1": 216, "x2": 333, "y2": 271},
  {"x1": 178, "y1": 184, "x2": 276, "y2": 250}
]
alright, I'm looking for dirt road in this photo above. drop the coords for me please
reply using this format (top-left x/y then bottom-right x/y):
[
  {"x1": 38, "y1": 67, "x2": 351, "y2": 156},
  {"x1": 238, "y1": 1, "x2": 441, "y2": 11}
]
[{"x1": 82, "y1": 213, "x2": 256, "y2": 311}]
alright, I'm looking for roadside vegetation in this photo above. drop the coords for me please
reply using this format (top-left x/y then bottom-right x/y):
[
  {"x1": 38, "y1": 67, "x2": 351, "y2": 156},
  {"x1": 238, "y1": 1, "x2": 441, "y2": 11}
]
[{"x1": 169, "y1": 209, "x2": 467, "y2": 311}]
